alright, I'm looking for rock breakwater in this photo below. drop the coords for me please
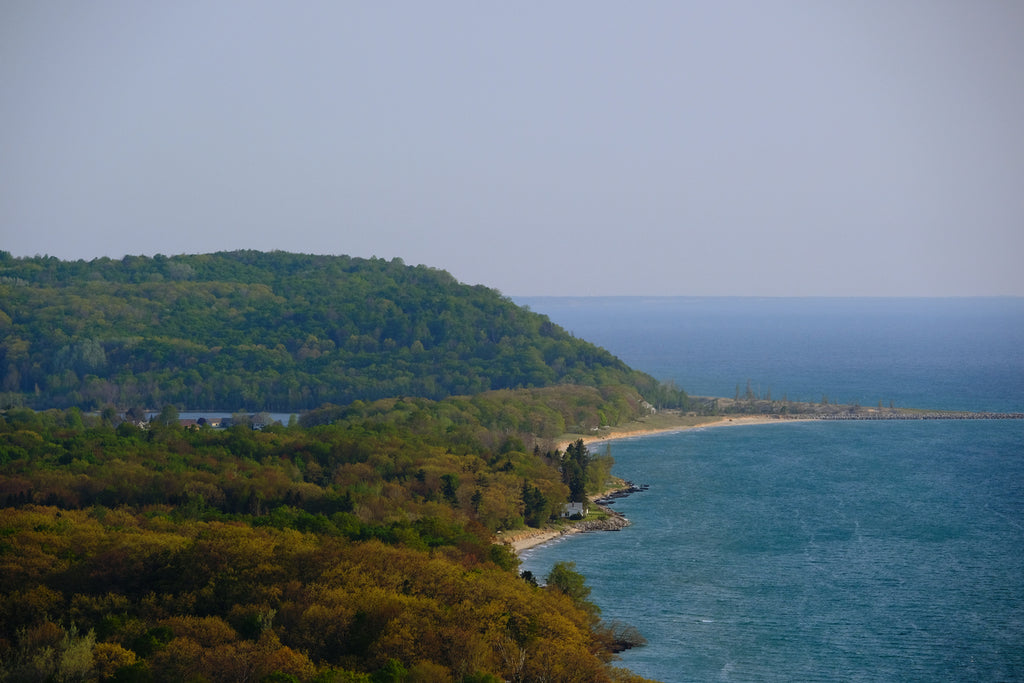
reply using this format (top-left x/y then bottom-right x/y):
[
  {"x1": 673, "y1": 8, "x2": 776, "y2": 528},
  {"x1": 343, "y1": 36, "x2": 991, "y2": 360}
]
[{"x1": 572, "y1": 514, "x2": 631, "y2": 532}]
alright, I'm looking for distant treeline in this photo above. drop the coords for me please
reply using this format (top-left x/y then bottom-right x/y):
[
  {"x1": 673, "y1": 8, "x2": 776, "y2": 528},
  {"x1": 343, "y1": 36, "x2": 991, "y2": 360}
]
[{"x1": 0, "y1": 250, "x2": 688, "y2": 413}]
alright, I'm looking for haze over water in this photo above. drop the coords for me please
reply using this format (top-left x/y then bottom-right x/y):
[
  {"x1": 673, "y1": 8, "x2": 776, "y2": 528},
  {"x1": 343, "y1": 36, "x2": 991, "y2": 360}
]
[
  {"x1": 518, "y1": 297, "x2": 1024, "y2": 413},
  {"x1": 516, "y1": 298, "x2": 1024, "y2": 682}
]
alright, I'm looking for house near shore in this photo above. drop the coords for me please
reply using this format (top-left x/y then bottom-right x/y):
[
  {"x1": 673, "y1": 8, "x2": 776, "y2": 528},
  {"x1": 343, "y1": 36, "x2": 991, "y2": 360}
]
[
  {"x1": 176, "y1": 417, "x2": 226, "y2": 429},
  {"x1": 562, "y1": 502, "x2": 588, "y2": 518}
]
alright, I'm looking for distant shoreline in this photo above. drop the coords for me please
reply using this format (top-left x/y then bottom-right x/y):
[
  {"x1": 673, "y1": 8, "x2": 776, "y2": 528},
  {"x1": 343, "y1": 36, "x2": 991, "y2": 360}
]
[
  {"x1": 554, "y1": 413, "x2": 799, "y2": 452},
  {"x1": 507, "y1": 415, "x2": 799, "y2": 554},
  {"x1": 555, "y1": 409, "x2": 1024, "y2": 453},
  {"x1": 509, "y1": 408, "x2": 1024, "y2": 553}
]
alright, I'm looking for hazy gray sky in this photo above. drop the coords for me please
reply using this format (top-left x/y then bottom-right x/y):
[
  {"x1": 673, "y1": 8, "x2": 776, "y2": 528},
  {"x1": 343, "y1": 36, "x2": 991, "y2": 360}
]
[{"x1": 2, "y1": 1, "x2": 1022, "y2": 296}]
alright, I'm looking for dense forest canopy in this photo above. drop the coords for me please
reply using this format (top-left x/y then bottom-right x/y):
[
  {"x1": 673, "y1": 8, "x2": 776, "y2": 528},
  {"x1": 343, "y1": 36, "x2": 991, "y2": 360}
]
[
  {"x1": 0, "y1": 405, "x2": 655, "y2": 682},
  {"x1": 0, "y1": 250, "x2": 684, "y2": 412},
  {"x1": 0, "y1": 249, "x2": 679, "y2": 681}
]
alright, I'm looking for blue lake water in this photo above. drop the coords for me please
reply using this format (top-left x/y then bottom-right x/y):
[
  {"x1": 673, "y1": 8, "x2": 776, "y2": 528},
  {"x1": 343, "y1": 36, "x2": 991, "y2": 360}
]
[
  {"x1": 517, "y1": 297, "x2": 1024, "y2": 413},
  {"x1": 513, "y1": 298, "x2": 1024, "y2": 682}
]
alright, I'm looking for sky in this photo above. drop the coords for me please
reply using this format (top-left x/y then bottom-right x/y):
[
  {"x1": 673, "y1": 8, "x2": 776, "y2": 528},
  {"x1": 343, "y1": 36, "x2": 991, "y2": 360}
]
[{"x1": 2, "y1": 1, "x2": 1023, "y2": 296}]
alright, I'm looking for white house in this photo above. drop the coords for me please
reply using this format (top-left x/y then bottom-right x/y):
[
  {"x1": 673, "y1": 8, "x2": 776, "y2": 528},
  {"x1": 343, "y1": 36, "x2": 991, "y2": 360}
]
[{"x1": 562, "y1": 502, "x2": 587, "y2": 518}]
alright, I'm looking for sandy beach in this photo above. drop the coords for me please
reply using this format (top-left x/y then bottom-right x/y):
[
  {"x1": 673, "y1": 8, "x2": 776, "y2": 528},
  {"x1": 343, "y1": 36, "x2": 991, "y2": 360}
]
[
  {"x1": 503, "y1": 414, "x2": 805, "y2": 553},
  {"x1": 500, "y1": 528, "x2": 568, "y2": 553},
  {"x1": 555, "y1": 413, "x2": 798, "y2": 451}
]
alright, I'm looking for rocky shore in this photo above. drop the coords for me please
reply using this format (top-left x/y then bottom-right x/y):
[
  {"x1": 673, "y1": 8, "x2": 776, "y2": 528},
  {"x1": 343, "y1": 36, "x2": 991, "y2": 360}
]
[
  {"x1": 502, "y1": 481, "x2": 643, "y2": 553},
  {"x1": 502, "y1": 510, "x2": 632, "y2": 553},
  {"x1": 572, "y1": 513, "x2": 631, "y2": 533}
]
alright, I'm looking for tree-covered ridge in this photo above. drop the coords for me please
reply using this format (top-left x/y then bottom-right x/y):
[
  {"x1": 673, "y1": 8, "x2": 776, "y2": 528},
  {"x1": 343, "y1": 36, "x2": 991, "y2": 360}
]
[
  {"x1": 0, "y1": 250, "x2": 667, "y2": 411},
  {"x1": 0, "y1": 407, "x2": 656, "y2": 682},
  {"x1": 300, "y1": 384, "x2": 652, "y2": 440}
]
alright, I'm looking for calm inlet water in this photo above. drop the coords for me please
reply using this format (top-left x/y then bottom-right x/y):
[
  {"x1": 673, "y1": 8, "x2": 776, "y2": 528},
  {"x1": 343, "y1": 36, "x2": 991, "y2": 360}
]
[{"x1": 514, "y1": 298, "x2": 1024, "y2": 682}]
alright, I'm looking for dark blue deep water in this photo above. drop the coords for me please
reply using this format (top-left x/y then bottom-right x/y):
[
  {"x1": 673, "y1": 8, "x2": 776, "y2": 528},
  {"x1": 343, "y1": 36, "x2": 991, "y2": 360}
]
[
  {"x1": 517, "y1": 297, "x2": 1024, "y2": 413},
  {"x1": 514, "y1": 298, "x2": 1024, "y2": 682}
]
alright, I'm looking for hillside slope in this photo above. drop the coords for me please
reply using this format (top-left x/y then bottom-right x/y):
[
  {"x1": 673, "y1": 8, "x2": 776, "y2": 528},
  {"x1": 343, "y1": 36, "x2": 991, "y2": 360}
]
[{"x1": 0, "y1": 251, "x2": 663, "y2": 411}]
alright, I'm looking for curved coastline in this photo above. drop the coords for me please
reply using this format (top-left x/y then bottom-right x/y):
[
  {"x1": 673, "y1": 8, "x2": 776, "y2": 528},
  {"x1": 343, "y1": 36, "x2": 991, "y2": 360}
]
[
  {"x1": 509, "y1": 408, "x2": 1024, "y2": 553},
  {"x1": 504, "y1": 415, "x2": 798, "y2": 553},
  {"x1": 554, "y1": 413, "x2": 798, "y2": 452}
]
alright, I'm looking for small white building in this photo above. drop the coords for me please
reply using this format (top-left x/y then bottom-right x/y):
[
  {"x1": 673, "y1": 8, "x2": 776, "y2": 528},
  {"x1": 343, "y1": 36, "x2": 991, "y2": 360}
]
[{"x1": 562, "y1": 502, "x2": 588, "y2": 518}]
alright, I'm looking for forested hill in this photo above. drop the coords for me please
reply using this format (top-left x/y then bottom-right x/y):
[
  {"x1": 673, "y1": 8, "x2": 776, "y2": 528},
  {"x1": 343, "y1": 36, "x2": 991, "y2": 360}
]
[{"x1": 0, "y1": 250, "x2": 662, "y2": 411}]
